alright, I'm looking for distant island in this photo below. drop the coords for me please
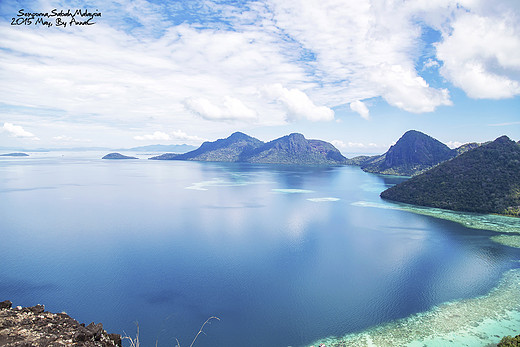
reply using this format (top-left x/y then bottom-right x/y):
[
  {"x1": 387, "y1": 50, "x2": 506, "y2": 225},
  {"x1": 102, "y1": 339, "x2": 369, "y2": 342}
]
[
  {"x1": 102, "y1": 153, "x2": 138, "y2": 160},
  {"x1": 0, "y1": 153, "x2": 29, "y2": 157},
  {"x1": 150, "y1": 132, "x2": 347, "y2": 165},
  {"x1": 348, "y1": 130, "x2": 479, "y2": 176},
  {"x1": 381, "y1": 136, "x2": 520, "y2": 216}
]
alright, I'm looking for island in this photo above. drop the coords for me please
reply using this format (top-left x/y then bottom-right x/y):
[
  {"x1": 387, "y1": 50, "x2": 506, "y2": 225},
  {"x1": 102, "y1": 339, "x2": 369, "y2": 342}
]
[
  {"x1": 150, "y1": 132, "x2": 347, "y2": 165},
  {"x1": 348, "y1": 130, "x2": 483, "y2": 176},
  {"x1": 380, "y1": 136, "x2": 520, "y2": 216},
  {"x1": 102, "y1": 153, "x2": 138, "y2": 160},
  {"x1": 0, "y1": 153, "x2": 29, "y2": 157}
]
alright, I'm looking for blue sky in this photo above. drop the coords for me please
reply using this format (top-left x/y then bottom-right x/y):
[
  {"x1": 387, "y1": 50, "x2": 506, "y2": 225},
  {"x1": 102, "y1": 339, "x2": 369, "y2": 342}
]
[{"x1": 0, "y1": 0, "x2": 519, "y2": 154}]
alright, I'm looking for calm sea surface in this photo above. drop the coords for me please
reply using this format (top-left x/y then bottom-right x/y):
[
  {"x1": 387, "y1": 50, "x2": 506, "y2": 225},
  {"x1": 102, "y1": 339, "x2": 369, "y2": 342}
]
[{"x1": 1, "y1": 153, "x2": 519, "y2": 346}]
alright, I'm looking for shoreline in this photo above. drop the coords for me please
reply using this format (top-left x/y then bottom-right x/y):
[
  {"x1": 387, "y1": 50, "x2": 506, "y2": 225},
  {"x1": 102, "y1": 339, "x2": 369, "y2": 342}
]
[
  {"x1": 352, "y1": 201, "x2": 520, "y2": 234},
  {"x1": 308, "y1": 268, "x2": 520, "y2": 347}
]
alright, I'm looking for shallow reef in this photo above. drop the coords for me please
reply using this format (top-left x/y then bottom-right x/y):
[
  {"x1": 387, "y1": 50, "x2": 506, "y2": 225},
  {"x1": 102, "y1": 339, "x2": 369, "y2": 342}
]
[
  {"x1": 491, "y1": 235, "x2": 520, "y2": 249},
  {"x1": 353, "y1": 201, "x2": 520, "y2": 234},
  {"x1": 309, "y1": 269, "x2": 520, "y2": 347}
]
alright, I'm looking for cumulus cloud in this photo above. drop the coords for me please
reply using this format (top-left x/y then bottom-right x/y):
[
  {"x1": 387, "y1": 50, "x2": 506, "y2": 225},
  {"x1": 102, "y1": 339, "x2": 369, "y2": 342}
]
[
  {"x1": 134, "y1": 130, "x2": 205, "y2": 144},
  {"x1": 435, "y1": 8, "x2": 520, "y2": 99},
  {"x1": 184, "y1": 96, "x2": 257, "y2": 121},
  {"x1": 446, "y1": 141, "x2": 464, "y2": 149},
  {"x1": 371, "y1": 64, "x2": 452, "y2": 113},
  {"x1": 331, "y1": 140, "x2": 380, "y2": 150},
  {"x1": 170, "y1": 130, "x2": 206, "y2": 143},
  {"x1": 2, "y1": 122, "x2": 39, "y2": 140},
  {"x1": 423, "y1": 58, "x2": 440, "y2": 70},
  {"x1": 134, "y1": 131, "x2": 171, "y2": 141},
  {"x1": 0, "y1": 0, "x2": 518, "y2": 147},
  {"x1": 262, "y1": 84, "x2": 334, "y2": 121},
  {"x1": 267, "y1": 0, "x2": 453, "y2": 113},
  {"x1": 349, "y1": 100, "x2": 370, "y2": 120}
]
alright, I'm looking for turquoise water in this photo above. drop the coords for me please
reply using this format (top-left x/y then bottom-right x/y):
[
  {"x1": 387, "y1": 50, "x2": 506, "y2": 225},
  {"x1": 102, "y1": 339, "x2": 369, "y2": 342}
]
[{"x1": 0, "y1": 153, "x2": 519, "y2": 346}]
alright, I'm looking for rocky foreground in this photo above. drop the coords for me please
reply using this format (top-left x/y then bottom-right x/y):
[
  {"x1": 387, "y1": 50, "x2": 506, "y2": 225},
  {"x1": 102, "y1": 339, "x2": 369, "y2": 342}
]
[{"x1": 0, "y1": 300, "x2": 121, "y2": 346}]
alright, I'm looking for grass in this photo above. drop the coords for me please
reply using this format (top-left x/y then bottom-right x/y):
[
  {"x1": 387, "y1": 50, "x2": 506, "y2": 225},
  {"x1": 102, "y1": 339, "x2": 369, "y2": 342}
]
[{"x1": 123, "y1": 316, "x2": 220, "y2": 347}]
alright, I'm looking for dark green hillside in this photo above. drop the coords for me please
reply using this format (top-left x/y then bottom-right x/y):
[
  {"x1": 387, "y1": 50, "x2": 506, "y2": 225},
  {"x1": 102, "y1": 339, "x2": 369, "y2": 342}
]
[
  {"x1": 381, "y1": 136, "x2": 520, "y2": 216},
  {"x1": 362, "y1": 130, "x2": 455, "y2": 176},
  {"x1": 102, "y1": 153, "x2": 138, "y2": 159},
  {"x1": 454, "y1": 142, "x2": 480, "y2": 156}
]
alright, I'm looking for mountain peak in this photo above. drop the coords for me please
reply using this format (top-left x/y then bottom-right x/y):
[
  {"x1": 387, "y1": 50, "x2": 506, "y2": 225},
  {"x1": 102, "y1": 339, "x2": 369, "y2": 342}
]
[
  {"x1": 493, "y1": 135, "x2": 512, "y2": 144},
  {"x1": 228, "y1": 131, "x2": 251, "y2": 140},
  {"x1": 150, "y1": 132, "x2": 346, "y2": 165},
  {"x1": 381, "y1": 133, "x2": 520, "y2": 215},
  {"x1": 361, "y1": 130, "x2": 455, "y2": 176}
]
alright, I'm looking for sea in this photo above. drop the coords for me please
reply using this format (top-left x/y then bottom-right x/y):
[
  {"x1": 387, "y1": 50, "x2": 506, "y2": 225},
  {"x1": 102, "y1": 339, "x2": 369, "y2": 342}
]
[{"x1": 1, "y1": 152, "x2": 519, "y2": 347}]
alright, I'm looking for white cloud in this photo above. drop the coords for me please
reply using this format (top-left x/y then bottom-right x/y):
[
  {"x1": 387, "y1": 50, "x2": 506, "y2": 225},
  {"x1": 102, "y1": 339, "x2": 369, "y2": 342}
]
[
  {"x1": 170, "y1": 130, "x2": 206, "y2": 143},
  {"x1": 53, "y1": 136, "x2": 74, "y2": 141},
  {"x1": 446, "y1": 141, "x2": 464, "y2": 149},
  {"x1": 349, "y1": 100, "x2": 370, "y2": 120},
  {"x1": 0, "y1": 0, "x2": 518, "y2": 147},
  {"x1": 2, "y1": 122, "x2": 39, "y2": 140},
  {"x1": 331, "y1": 140, "x2": 380, "y2": 149},
  {"x1": 262, "y1": 84, "x2": 334, "y2": 121},
  {"x1": 435, "y1": 8, "x2": 520, "y2": 99},
  {"x1": 370, "y1": 64, "x2": 452, "y2": 113},
  {"x1": 423, "y1": 58, "x2": 440, "y2": 70},
  {"x1": 184, "y1": 96, "x2": 257, "y2": 121},
  {"x1": 134, "y1": 131, "x2": 171, "y2": 141},
  {"x1": 267, "y1": 0, "x2": 453, "y2": 113},
  {"x1": 134, "y1": 130, "x2": 205, "y2": 144}
]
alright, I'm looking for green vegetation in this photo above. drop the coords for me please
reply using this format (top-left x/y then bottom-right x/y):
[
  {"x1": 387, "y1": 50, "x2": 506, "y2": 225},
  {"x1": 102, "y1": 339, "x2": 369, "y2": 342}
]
[
  {"x1": 102, "y1": 153, "x2": 138, "y2": 160},
  {"x1": 355, "y1": 130, "x2": 456, "y2": 176},
  {"x1": 498, "y1": 334, "x2": 520, "y2": 346},
  {"x1": 381, "y1": 136, "x2": 520, "y2": 216}
]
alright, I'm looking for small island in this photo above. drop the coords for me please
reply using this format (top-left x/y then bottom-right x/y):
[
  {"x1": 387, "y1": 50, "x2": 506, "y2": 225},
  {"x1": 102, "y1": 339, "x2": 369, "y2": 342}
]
[
  {"x1": 102, "y1": 153, "x2": 138, "y2": 160},
  {"x1": 0, "y1": 153, "x2": 29, "y2": 157}
]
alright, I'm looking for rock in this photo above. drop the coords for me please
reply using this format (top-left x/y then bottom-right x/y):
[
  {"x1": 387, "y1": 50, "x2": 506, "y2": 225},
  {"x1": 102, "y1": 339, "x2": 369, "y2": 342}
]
[
  {"x1": 0, "y1": 300, "x2": 12, "y2": 310},
  {"x1": 0, "y1": 301, "x2": 122, "y2": 346},
  {"x1": 24, "y1": 304, "x2": 44, "y2": 314}
]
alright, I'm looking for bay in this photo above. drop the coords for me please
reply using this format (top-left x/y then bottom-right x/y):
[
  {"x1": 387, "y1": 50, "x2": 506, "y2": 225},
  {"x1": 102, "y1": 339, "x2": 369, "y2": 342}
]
[{"x1": 0, "y1": 153, "x2": 519, "y2": 346}]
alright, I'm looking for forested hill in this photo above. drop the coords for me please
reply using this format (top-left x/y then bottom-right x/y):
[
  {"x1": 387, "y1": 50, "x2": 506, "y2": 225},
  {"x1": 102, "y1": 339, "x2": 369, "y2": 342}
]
[
  {"x1": 357, "y1": 130, "x2": 456, "y2": 176},
  {"x1": 380, "y1": 136, "x2": 520, "y2": 216}
]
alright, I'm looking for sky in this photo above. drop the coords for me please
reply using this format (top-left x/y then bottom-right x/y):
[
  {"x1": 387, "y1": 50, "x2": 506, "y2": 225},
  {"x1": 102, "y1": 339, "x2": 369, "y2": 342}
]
[{"x1": 0, "y1": 0, "x2": 519, "y2": 154}]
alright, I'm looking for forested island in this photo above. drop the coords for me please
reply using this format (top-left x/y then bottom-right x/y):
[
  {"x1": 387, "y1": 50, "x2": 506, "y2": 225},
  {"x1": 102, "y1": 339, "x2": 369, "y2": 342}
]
[{"x1": 381, "y1": 136, "x2": 520, "y2": 216}]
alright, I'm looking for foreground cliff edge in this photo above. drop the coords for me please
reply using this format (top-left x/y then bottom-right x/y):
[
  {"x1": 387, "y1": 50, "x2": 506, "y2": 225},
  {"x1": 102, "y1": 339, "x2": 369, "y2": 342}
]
[
  {"x1": 0, "y1": 300, "x2": 122, "y2": 346},
  {"x1": 381, "y1": 136, "x2": 520, "y2": 216}
]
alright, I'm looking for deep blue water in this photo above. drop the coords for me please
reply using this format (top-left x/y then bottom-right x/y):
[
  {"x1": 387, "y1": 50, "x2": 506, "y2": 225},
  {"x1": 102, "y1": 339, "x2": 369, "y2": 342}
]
[{"x1": 0, "y1": 153, "x2": 519, "y2": 347}]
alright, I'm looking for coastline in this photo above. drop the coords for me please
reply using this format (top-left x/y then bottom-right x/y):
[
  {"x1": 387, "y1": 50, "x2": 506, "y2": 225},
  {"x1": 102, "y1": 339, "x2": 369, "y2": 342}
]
[
  {"x1": 309, "y1": 268, "x2": 520, "y2": 347},
  {"x1": 352, "y1": 201, "x2": 520, "y2": 234}
]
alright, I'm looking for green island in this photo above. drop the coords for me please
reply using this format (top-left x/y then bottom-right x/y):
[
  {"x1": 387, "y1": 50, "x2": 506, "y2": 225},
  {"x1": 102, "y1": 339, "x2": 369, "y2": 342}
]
[{"x1": 380, "y1": 136, "x2": 520, "y2": 217}]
